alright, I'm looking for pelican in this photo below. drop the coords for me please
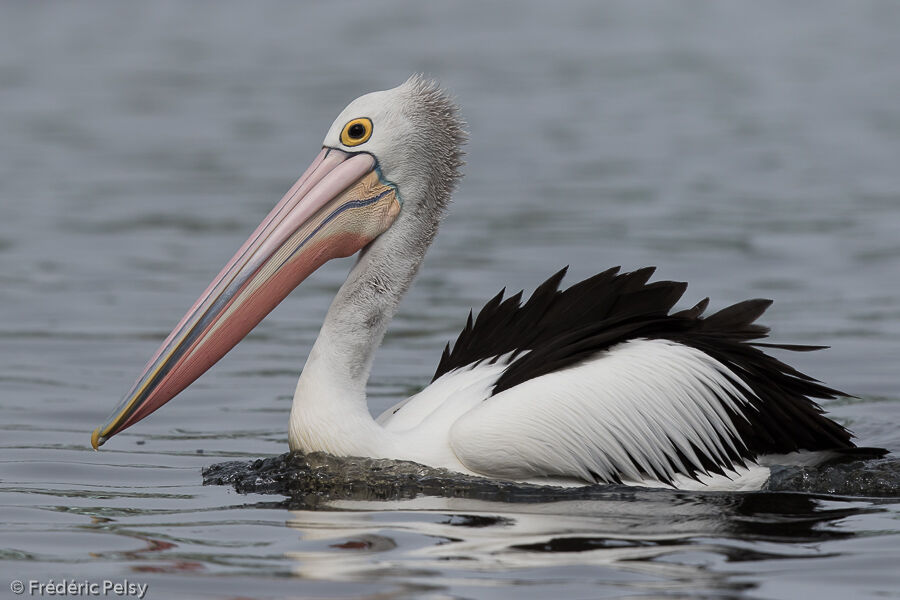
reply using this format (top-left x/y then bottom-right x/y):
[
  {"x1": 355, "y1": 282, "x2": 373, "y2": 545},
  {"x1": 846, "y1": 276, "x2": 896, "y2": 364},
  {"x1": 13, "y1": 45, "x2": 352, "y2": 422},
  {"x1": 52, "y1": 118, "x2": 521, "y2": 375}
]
[{"x1": 92, "y1": 76, "x2": 883, "y2": 490}]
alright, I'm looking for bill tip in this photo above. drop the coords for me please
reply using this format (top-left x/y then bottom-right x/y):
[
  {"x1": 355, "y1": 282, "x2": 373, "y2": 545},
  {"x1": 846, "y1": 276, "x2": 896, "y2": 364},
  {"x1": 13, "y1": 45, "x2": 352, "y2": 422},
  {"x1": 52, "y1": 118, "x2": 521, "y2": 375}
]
[{"x1": 90, "y1": 427, "x2": 103, "y2": 450}]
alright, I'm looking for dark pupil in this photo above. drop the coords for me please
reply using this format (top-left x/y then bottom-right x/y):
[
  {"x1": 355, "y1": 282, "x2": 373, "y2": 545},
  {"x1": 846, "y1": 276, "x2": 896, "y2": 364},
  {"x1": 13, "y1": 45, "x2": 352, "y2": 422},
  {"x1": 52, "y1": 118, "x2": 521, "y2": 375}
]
[{"x1": 348, "y1": 123, "x2": 366, "y2": 139}]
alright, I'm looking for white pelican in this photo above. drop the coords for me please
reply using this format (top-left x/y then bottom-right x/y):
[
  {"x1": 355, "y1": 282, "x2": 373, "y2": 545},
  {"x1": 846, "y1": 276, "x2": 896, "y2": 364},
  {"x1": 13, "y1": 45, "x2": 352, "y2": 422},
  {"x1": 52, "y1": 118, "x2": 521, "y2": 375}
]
[{"x1": 92, "y1": 76, "x2": 883, "y2": 490}]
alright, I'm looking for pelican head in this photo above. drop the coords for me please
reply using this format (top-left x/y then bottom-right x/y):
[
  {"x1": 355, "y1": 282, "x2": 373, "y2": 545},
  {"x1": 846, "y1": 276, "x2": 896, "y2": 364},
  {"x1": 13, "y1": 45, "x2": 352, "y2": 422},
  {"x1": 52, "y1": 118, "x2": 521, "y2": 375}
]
[{"x1": 92, "y1": 75, "x2": 465, "y2": 448}]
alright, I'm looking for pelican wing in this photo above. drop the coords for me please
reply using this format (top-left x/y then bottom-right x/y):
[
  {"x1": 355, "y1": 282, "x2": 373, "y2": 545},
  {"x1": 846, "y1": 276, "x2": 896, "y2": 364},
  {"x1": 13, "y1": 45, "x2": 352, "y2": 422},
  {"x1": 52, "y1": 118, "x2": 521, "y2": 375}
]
[{"x1": 438, "y1": 268, "x2": 857, "y2": 484}]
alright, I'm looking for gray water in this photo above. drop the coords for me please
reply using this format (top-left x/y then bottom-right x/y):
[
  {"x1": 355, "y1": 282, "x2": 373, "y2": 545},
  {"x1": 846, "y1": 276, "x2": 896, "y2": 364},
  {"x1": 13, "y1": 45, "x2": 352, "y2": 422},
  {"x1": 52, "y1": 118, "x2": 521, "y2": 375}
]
[{"x1": 2, "y1": 2, "x2": 900, "y2": 598}]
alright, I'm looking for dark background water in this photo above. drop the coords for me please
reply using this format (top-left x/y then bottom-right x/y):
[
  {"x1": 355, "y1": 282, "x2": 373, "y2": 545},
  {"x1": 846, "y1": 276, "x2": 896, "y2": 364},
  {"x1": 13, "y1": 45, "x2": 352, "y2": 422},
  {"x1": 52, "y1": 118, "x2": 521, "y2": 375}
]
[{"x1": 1, "y1": 2, "x2": 899, "y2": 598}]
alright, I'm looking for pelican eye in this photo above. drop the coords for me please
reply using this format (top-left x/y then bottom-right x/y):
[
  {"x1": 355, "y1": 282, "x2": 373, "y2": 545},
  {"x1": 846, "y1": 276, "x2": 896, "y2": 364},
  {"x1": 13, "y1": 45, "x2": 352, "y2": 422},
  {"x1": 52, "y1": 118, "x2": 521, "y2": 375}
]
[{"x1": 340, "y1": 117, "x2": 373, "y2": 146}]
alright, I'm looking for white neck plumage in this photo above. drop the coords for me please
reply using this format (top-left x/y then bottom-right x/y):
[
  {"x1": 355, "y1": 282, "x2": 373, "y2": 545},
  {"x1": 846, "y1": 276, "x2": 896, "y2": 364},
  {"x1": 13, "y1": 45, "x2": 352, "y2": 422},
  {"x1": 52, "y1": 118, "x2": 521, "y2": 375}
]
[{"x1": 288, "y1": 198, "x2": 437, "y2": 458}]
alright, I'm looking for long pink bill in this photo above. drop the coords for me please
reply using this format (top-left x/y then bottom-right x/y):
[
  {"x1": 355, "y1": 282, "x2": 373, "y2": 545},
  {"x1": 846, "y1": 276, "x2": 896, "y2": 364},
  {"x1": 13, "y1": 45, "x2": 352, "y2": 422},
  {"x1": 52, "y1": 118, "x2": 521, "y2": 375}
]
[{"x1": 92, "y1": 148, "x2": 400, "y2": 449}]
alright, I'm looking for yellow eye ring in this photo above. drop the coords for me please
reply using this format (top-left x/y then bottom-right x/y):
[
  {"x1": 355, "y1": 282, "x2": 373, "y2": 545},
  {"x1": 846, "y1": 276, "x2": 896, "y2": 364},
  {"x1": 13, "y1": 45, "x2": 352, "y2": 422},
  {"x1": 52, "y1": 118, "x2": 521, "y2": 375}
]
[{"x1": 340, "y1": 117, "x2": 373, "y2": 146}]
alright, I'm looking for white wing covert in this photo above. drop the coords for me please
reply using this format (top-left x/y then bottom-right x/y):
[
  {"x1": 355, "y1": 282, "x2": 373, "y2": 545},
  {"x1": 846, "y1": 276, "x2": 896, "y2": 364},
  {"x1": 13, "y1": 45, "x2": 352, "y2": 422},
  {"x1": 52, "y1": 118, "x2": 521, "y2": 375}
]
[{"x1": 449, "y1": 338, "x2": 758, "y2": 485}]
